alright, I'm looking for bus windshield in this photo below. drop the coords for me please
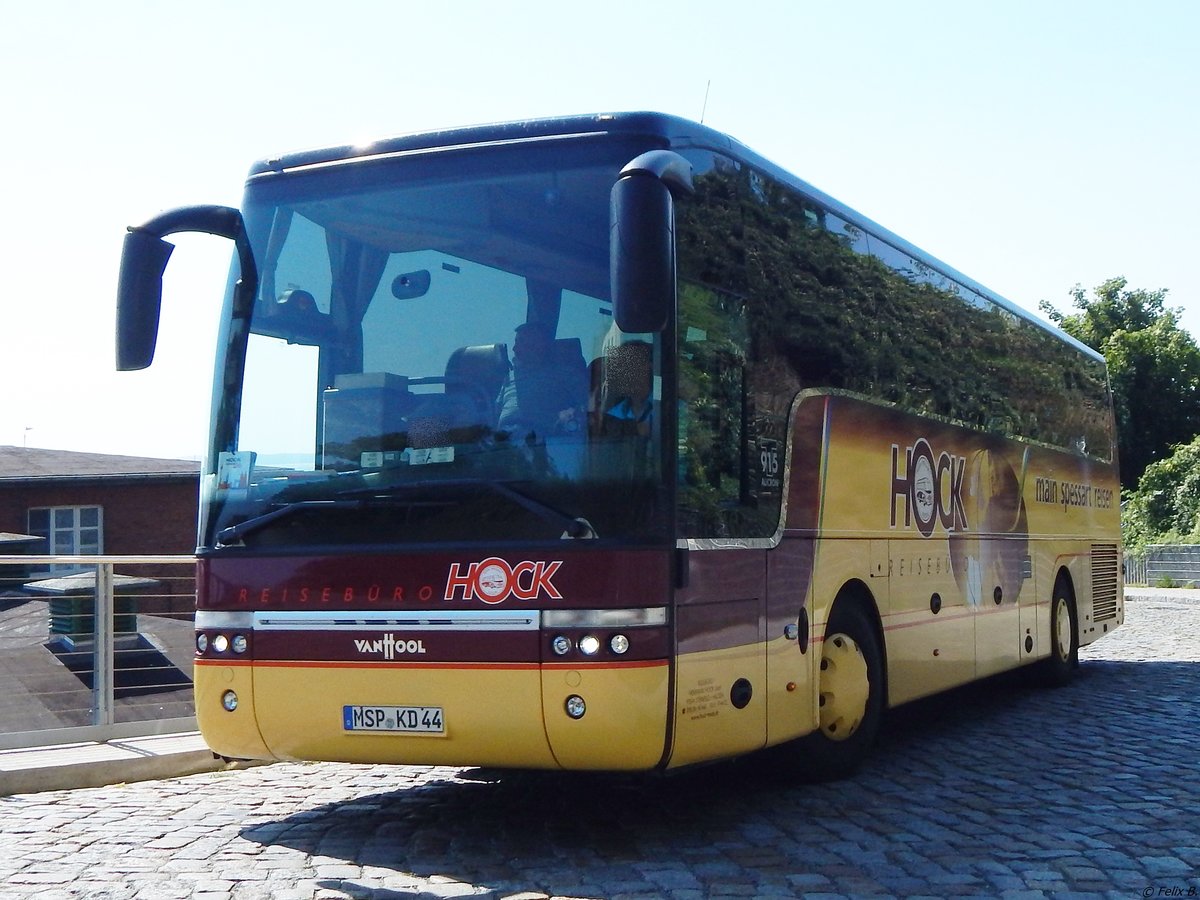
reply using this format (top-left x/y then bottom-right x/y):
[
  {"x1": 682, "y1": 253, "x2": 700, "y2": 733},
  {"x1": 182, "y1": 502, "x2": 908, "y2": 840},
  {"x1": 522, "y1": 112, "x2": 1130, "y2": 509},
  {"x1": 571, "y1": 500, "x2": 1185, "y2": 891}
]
[{"x1": 201, "y1": 138, "x2": 669, "y2": 550}]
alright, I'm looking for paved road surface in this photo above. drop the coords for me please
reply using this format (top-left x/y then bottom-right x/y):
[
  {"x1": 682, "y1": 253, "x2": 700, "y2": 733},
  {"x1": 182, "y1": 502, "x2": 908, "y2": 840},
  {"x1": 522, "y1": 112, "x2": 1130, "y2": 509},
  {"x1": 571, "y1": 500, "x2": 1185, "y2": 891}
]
[{"x1": 1, "y1": 590, "x2": 1197, "y2": 898}]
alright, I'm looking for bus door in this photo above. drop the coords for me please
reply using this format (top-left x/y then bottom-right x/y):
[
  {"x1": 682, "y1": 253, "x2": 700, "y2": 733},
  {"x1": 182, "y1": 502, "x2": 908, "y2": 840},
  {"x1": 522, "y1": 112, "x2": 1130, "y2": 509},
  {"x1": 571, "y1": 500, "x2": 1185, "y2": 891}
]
[
  {"x1": 669, "y1": 286, "x2": 773, "y2": 767},
  {"x1": 670, "y1": 546, "x2": 767, "y2": 767}
]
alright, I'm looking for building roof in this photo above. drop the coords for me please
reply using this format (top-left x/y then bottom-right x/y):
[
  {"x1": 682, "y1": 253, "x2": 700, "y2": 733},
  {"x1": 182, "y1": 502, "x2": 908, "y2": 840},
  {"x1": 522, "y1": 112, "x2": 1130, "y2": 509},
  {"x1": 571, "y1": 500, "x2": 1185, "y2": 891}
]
[
  {"x1": 0, "y1": 446, "x2": 200, "y2": 482},
  {"x1": 0, "y1": 532, "x2": 40, "y2": 544}
]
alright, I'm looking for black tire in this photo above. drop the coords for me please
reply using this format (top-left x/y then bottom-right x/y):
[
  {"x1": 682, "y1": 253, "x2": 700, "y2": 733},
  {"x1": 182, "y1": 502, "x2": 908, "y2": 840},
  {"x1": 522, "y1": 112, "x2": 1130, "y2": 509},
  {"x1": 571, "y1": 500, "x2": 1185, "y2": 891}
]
[
  {"x1": 789, "y1": 599, "x2": 885, "y2": 781},
  {"x1": 1036, "y1": 578, "x2": 1078, "y2": 687}
]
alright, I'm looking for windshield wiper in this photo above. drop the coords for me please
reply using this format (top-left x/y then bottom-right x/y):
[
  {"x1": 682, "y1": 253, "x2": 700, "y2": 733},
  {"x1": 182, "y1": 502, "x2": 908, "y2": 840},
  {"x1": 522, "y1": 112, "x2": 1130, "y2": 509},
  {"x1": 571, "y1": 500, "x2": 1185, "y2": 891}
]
[
  {"x1": 338, "y1": 478, "x2": 597, "y2": 539},
  {"x1": 215, "y1": 500, "x2": 363, "y2": 546}
]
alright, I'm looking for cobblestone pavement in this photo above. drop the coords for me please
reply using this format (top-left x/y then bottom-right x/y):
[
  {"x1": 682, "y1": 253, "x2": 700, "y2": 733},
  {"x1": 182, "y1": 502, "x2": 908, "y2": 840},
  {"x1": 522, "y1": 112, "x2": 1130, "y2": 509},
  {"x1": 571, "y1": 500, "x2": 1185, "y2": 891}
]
[{"x1": 1, "y1": 591, "x2": 1197, "y2": 899}]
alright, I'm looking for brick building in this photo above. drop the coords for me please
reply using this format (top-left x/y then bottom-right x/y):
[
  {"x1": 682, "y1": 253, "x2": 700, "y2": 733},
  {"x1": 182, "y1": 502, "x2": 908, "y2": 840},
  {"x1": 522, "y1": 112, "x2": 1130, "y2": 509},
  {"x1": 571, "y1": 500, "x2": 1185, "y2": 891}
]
[
  {"x1": 0, "y1": 448, "x2": 201, "y2": 730},
  {"x1": 0, "y1": 446, "x2": 200, "y2": 560}
]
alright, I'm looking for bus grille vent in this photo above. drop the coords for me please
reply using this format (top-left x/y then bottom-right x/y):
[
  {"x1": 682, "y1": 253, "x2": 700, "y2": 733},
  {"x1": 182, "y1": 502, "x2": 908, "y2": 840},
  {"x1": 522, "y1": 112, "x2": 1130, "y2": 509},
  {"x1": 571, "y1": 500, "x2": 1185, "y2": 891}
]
[{"x1": 1091, "y1": 544, "x2": 1120, "y2": 621}]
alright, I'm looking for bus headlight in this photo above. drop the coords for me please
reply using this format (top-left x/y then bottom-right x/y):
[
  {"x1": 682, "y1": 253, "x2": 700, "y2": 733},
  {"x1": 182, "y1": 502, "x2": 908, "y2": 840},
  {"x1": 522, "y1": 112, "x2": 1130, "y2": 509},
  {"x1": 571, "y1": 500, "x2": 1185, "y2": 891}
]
[
  {"x1": 196, "y1": 634, "x2": 208, "y2": 653},
  {"x1": 609, "y1": 634, "x2": 630, "y2": 655},
  {"x1": 221, "y1": 690, "x2": 239, "y2": 712},
  {"x1": 212, "y1": 634, "x2": 229, "y2": 653},
  {"x1": 551, "y1": 635, "x2": 572, "y2": 656},
  {"x1": 578, "y1": 635, "x2": 601, "y2": 656},
  {"x1": 565, "y1": 695, "x2": 586, "y2": 719},
  {"x1": 231, "y1": 634, "x2": 248, "y2": 654}
]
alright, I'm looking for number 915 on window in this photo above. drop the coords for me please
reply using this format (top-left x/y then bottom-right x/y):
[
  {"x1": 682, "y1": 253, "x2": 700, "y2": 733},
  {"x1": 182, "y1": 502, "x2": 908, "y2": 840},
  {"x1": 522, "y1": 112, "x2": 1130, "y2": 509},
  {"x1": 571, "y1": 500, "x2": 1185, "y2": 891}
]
[{"x1": 343, "y1": 705, "x2": 445, "y2": 734}]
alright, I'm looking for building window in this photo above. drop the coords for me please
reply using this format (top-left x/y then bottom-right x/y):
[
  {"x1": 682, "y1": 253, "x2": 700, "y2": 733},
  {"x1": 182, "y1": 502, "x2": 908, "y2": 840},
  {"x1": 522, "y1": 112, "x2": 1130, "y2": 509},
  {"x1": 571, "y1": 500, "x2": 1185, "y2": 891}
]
[{"x1": 27, "y1": 506, "x2": 103, "y2": 573}]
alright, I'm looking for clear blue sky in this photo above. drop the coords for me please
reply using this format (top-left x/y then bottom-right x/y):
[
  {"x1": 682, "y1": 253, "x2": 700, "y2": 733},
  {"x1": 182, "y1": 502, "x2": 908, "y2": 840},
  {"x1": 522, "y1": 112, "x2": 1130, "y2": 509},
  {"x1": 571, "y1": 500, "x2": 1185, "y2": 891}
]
[{"x1": 3, "y1": 0, "x2": 1197, "y2": 459}]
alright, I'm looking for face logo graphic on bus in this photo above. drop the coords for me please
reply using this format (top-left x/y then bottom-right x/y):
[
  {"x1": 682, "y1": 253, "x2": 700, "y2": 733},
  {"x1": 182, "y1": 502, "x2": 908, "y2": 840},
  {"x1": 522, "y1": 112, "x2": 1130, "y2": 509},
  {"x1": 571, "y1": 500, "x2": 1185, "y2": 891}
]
[
  {"x1": 891, "y1": 439, "x2": 968, "y2": 537},
  {"x1": 444, "y1": 558, "x2": 564, "y2": 603},
  {"x1": 912, "y1": 456, "x2": 935, "y2": 528},
  {"x1": 948, "y1": 449, "x2": 1030, "y2": 607},
  {"x1": 476, "y1": 564, "x2": 508, "y2": 601}
]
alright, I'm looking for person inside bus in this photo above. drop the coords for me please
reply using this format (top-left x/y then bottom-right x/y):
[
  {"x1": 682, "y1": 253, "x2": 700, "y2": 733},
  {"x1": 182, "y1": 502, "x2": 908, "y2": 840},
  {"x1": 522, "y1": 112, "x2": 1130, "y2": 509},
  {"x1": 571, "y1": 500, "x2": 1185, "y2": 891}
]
[
  {"x1": 598, "y1": 340, "x2": 654, "y2": 437},
  {"x1": 496, "y1": 321, "x2": 587, "y2": 440}
]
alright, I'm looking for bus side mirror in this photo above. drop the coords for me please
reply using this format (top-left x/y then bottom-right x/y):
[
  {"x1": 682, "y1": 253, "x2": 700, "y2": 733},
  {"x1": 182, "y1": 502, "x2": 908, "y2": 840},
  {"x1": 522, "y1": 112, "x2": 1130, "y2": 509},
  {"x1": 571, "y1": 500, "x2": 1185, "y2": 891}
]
[
  {"x1": 116, "y1": 230, "x2": 174, "y2": 371},
  {"x1": 610, "y1": 151, "x2": 693, "y2": 334},
  {"x1": 115, "y1": 205, "x2": 254, "y2": 371}
]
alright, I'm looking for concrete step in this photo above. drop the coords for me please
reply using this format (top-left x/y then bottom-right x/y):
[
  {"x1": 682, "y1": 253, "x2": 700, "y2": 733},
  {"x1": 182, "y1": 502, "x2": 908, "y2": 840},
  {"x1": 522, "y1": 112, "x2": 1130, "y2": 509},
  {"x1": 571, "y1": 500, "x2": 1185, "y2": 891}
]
[{"x1": 0, "y1": 731, "x2": 253, "y2": 796}]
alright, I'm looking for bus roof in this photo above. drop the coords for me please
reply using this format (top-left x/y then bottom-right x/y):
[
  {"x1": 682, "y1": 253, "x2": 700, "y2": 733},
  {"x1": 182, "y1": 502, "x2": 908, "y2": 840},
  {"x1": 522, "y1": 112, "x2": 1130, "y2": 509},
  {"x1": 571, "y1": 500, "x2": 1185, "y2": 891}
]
[{"x1": 248, "y1": 111, "x2": 1101, "y2": 364}]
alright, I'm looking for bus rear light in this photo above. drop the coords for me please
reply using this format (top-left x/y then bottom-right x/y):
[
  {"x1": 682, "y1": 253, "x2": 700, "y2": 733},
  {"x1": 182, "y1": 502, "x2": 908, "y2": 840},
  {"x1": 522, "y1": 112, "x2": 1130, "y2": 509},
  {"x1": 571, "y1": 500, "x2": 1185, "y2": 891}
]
[
  {"x1": 221, "y1": 690, "x2": 239, "y2": 712},
  {"x1": 609, "y1": 634, "x2": 630, "y2": 655},
  {"x1": 565, "y1": 695, "x2": 586, "y2": 719}
]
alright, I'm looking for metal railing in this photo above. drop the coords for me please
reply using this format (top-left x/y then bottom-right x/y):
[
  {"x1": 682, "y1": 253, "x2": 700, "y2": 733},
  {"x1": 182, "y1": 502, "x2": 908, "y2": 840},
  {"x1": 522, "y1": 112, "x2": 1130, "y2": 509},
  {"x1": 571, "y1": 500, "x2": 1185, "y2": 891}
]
[
  {"x1": 1141, "y1": 544, "x2": 1200, "y2": 587},
  {"x1": 1123, "y1": 545, "x2": 1200, "y2": 587},
  {"x1": 0, "y1": 555, "x2": 197, "y2": 750},
  {"x1": 1125, "y1": 553, "x2": 1148, "y2": 586}
]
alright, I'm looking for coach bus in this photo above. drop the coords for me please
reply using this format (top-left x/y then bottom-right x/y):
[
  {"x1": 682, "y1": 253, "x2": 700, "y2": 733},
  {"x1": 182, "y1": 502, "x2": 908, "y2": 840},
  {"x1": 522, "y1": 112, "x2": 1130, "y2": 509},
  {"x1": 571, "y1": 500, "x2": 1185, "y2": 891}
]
[{"x1": 116, "y1": 112, "x2": 1122, "y2": 779}]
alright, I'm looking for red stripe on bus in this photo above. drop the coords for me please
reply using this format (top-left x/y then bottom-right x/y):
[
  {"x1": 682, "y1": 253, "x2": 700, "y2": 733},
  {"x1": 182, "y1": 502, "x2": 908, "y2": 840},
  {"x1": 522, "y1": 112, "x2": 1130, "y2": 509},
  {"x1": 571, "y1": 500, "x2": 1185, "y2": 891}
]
[{"x1": 196, "y1": 658, "x2": 667, "y2": 671}]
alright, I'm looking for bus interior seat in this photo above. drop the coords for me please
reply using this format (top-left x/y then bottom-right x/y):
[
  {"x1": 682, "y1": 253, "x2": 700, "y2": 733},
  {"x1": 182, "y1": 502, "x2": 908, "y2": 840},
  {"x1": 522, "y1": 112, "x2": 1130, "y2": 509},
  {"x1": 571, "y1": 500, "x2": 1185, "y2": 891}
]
[
  {"x1": 551, "y1": 337, "x2": 588, "y2": 414},
  {"x1": 444, "y1": 343, "x2": 511, "y2": 423},
  {"x1": 551, "y1": 337, "x2": 586, "y2": 376}
]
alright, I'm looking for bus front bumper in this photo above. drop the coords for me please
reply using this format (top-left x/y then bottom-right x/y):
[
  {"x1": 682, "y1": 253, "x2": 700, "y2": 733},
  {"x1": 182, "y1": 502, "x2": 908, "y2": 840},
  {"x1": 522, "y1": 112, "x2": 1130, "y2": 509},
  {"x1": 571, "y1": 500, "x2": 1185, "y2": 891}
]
[{"x1": 194, "y1": 659, "x2": 670, "y2": 771}]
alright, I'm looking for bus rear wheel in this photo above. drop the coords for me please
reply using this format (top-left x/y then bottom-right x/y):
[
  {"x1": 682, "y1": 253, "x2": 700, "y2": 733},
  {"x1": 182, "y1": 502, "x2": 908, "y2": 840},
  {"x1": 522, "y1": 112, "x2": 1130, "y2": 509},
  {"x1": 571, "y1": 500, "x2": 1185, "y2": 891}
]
[
  {"x1": 791, "y1": 600, "x2": 884, "y2": 781},
  {"x1": 1036, "y1": 579, "x2": 1078, "y2": 687}
]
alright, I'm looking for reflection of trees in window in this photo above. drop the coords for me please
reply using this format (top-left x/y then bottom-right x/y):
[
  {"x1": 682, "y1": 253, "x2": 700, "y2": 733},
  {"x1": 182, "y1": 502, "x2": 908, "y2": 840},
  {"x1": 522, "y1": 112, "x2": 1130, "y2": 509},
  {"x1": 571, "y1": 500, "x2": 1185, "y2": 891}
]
[
  {"x1": 675, "y1": 153, "x2": 1114, "y2": 481},
  {"x1": 674, "y1": 156, "x2": 790, "y2": 540},
  {"x1": 676, "y1": 284, "x2": 762, "y2": 538}
]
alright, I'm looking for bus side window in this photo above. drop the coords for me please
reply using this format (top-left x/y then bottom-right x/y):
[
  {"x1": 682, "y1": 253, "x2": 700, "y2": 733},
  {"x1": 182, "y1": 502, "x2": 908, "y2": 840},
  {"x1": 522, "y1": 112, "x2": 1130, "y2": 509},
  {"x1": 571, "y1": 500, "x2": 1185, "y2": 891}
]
[{"x1": 677, "y1": 284, "x2": 755, "y2": 539}]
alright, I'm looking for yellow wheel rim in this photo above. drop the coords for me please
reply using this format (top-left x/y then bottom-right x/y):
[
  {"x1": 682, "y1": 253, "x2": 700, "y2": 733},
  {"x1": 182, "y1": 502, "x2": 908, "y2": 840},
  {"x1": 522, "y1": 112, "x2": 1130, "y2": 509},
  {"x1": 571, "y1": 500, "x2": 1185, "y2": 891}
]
[{"x1": 818, "y1": 632, "x2": 870, "y2": 741}]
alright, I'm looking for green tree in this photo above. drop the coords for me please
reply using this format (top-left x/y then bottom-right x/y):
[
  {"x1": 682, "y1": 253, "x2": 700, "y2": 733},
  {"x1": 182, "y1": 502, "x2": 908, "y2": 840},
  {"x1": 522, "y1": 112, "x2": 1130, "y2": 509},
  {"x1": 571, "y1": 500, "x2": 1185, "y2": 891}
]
[
  {"x1": 1041, "y1": 277, "x2": 1200, "y2": 489},
  {"x1": 1122, "y1": 435, "x2": 1200, "y2": 548}
]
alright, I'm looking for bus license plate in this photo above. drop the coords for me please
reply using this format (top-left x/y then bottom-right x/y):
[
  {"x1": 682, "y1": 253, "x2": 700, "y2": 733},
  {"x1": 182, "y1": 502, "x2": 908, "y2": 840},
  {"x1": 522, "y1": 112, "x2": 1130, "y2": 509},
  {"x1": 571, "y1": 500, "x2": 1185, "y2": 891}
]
[{"x1": 343, "y1": 705, "x2": 445, "y2": 734}]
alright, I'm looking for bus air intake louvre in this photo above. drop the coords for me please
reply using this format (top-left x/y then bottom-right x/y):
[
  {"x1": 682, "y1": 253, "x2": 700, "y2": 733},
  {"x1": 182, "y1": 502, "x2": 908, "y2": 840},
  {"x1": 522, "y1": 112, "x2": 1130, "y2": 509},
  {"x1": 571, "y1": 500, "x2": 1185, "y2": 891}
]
[{"x1": 1091, "y1": 544, "x2": 1120, "y2": 621}]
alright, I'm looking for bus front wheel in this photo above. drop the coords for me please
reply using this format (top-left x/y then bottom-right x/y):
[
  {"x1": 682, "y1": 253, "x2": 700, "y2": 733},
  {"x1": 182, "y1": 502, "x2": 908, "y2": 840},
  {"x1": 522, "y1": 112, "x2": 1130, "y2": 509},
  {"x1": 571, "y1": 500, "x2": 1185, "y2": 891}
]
[{"x1": 791, "y1": 599, "x2": 884, "y2": 781}]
